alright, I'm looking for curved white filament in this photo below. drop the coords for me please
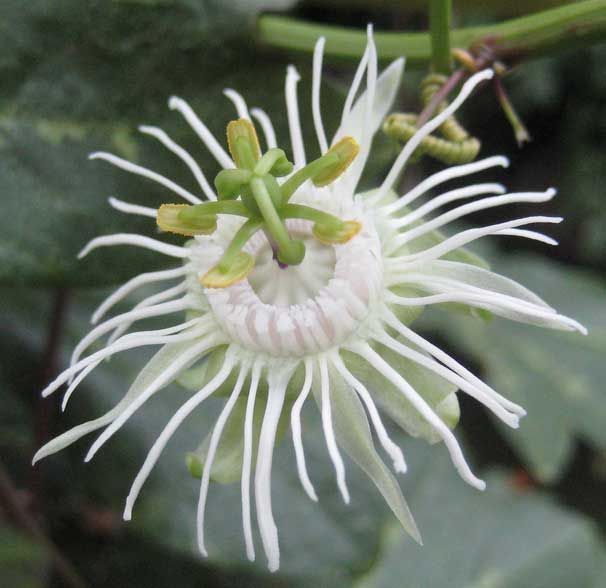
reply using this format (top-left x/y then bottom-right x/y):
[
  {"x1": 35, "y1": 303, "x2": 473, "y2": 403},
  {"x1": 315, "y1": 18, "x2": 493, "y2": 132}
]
[
  {"x1": 92, "y1": 266, "x2": 187, "y2": 324},
  {"x1": 290, "y1": 358, "x2": 318, "y2": 501},
  {"x1": 168, "y1": 96, "x2": 233, "y2": 169},
  {"x1": 352, "y1": 343, "x2": 486, "y2": 491},
  {"x1": 78, "y1": 233, "x2": 189, "y2": 260},
  {"x1": 312, "y1": 37, "x2": 328, "y2": 154},
  {"x1": 285, "y1": 66, "x2": 306, "y2": 168},
  {"x1": 124, "y1": 352, "x2": 235, "y2": 521},
  {"x1": 108, "y1": 197, "x2": 158, "y2": 218},
  {"x1": 377, "y1": 69, "x2": 495, "y2": 202},
  {"x1": 198, "y1": 365, "x2": 248, "y2": 555},
  {"x1": 241, "y1": 362, "x2": 262, "y2": 561},
  {"x1": 138, "y1": 125, "x2": 216, "y2": 200},
  {"x1": 331, "y1": 352, "x2": 408, "y2": 472},
  {"x1": 89, "y1": 152, "x2": 200, "y2": 204},
  {"x1": 319, "y1": 356, "x2": 350, "y2": 504}
]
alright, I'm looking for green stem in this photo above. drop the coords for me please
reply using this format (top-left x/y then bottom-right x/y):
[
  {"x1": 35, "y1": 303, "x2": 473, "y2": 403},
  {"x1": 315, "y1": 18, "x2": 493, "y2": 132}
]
[
  {"x1": 250, "y1": 177, "x2": 302, "y2": 264},
  {"x1": 429, "y1": 0, "x2": 452, "y2": 73},
  {"x1": 282, "y1": 204, "x2": 343, "y2": 229},
  {"x1": 257, "y1": 0, "x2": 606, "y2": 67}
]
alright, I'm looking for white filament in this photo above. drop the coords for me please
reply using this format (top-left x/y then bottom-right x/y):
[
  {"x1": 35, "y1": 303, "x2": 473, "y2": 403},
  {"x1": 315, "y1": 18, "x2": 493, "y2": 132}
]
[
  {"x1": 86, "y1": 334, "x2": 223, "y2": 464},
  {"x1": 380, "y1": 155, "x2": 509, "y2": 214},
  {"x1": 389, "y1": 183, "x2": 505, "y2": 230},
  {"x1": 242, "y1": 361, "x2": 262, "y2": 561},
  {"x1": 71, "y1": 296, "x2": 191, "y2": 369},
  {"x1": 89, "y1": 152, "x2": 201, "y2": 204},
  {"x1": 255, "y1": 368, "x2": 290, "y2": 572},
  {"x1": 198, "y1": 365, "x2": 248, "y2": 555},
  {"x1": 78, "y1": 233, "x2": 189, "y2": 260},
  {"x1": 138, "y1": 125, "x2": 216, "y2": 200},
  {"x1": 312, "y1": 37, "x2": 328, "y2": 154},
  {"x1": 332, "y1": 352, "x2": 408, "y2": 472},
  {"x1": 106, "y1": 282, "x2": 189, "y2": 346},
  {"x1": 319, "y1": 356, "x2": 350, "y2": 504},
  {"x1": 380, "y1": 310, "x2": 526, "y2": 416},
  {"x1": 224, "y1": 88, "x2": 251, "y2": 120},
  {"x1": 388, "y1": 216, "x2": 562, "y2": 267},
  {"x1": 92, "y1": 266, "x2": 187, "y2": 324},
  {"x1": 391, "y1": 189, "x2": 556, "y2": 250},
  {"x1": 374, "y1": 328, "x2": 519, "y2": 428},
  {"x1": 168, "y1": 96, "x2": 233, "y2": 169},
  {"x1": 108, "y1": 196, "x2": 158, "y2": 218},
  {"x1": 377, "y1": 69, "x2": 495, "y2": 203},
  {"x1": 250, "y1": 108, "x2": 277, "y2": 149},
  {"x1": 353, "y1": 343, "x2": 486, "y2": 491},
  {"x1": 285, "y1": 65, "x2": 306, "y2": 168},
  {"x1": 290, "y1": 359, "x2": 318, "y2": 501},
  {"x1": 124, "y1": 352, "x2": 235, "y2": 521}
]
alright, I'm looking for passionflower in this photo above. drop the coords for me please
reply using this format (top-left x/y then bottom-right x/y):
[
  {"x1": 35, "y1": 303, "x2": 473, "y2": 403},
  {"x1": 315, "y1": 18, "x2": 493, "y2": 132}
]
[{"x1": 34, "y1": 28, "x2": 585, "y2": 572}]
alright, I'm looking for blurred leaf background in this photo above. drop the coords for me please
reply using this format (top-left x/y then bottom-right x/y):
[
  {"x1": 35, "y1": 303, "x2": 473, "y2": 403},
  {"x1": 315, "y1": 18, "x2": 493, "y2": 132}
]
[{"x1": 1, "y1": 1, "x2": 605, "y2": 586}]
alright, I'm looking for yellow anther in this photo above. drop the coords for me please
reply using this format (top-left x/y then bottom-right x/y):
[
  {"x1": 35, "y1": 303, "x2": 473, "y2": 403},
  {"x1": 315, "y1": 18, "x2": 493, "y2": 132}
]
[
  {"x1": 226, "y1": 118, "x2": 261, "y2": 169},
  {"x1": 157, "y1": 204, "x2": 217, "y2": 236},
  {"x1": 312, "y1": 220, "x2": 362, "y2": 244},
  {"x1": 200, "y1": 251, "x2": 255, "y2": 289},
  {"x1": 312, "y1": 137, "x2": 360, "y2": 187}
]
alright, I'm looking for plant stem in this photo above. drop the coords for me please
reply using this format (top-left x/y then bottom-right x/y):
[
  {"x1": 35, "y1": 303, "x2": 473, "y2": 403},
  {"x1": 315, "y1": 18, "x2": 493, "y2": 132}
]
[
  {"x1": 429, "y1": 0, "x2": 452, "y2": 73},
  {"x1": 257, "y1": 0, "x2": 606, "y2": 67},
  {"x1": 0, "y1": 459, "x2": 89, "y2": 588}
]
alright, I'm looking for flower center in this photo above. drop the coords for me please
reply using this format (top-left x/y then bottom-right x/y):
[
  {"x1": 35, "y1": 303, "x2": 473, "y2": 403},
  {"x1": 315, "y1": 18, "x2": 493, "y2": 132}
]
[{"x1": 201, "y1": 215, "x2": 383, "y2": 357}]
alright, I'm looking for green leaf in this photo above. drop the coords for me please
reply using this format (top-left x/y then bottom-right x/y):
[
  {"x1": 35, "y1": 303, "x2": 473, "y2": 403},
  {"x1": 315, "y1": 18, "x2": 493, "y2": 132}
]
[
  {"x1": 354, "y1": 462, "x2": 604, "y2": 588},
  {"x1": 419, "y1": 254, "x2": 606, "y2": 482},
  {"x1": 0, "y1": 0, "x2": 345, "y2": 288},
  {"x1": 0, "y1": 527, "x2": 48, "y2": 588}
]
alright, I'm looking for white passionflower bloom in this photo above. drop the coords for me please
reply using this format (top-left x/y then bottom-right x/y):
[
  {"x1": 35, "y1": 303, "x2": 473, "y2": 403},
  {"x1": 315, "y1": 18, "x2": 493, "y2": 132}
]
[{"x1": 35, "y1": 28, "x2": 585, "y2": 572}]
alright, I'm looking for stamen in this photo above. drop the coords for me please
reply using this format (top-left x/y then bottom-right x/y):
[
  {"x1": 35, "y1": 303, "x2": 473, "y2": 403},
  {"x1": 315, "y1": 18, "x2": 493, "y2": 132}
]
[
  {"x1": 157, "y1": 204, "x2": 217, "y2": 236},
  {"x1": 280, "y1": 137, "x2": 360, "y2": 200},
  {"x1": 226, "y1": 118, "x2": 261, "y2": 169}
]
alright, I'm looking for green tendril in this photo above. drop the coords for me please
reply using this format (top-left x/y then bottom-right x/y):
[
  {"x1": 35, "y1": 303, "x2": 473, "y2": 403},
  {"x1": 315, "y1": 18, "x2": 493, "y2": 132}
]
[{"x1": 383, "y1": 72, "x2": 481, "y2": 165}]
